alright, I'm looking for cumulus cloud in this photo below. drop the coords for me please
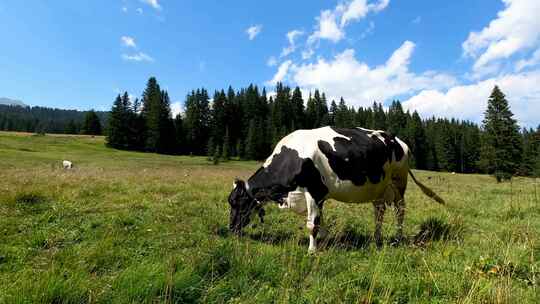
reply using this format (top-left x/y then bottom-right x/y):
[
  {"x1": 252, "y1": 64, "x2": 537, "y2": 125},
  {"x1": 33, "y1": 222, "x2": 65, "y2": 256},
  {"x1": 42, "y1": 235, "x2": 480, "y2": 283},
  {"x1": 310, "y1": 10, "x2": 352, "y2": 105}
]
[
  {"x1": 246, "y1": 25, "x2": 262, "y2": 40},
  {"x1": 462, "y1": 0, "x2": 540, "y2": 74},
  {"x1": 308, "y1": 9, "x2": 344, "y2": 44},
  {"x1": 403, "y1": 71, "x2": 540, "y2": 127},
  {"x1": 281, "y1": 30, "x2": 304, "y2": 57},
  {"x1": 122, "y1": 6, "x2": 128, "y2": 13},
  {"x1": 121, "y1": 36, "x2": 136, "y2": 48},
  {"x1": 122, "y1": 52, "x2": 154, "y2": 62},
  {"x1": 308, "y1": 0, "x2": 389, "y2": 45},
  {"x1": 267, "y1": 56, "x2": 278, "y2": 67},
  {"x1": 141, "y1": 0, "x2": 161, "y2": 10},
  {"x1": 266, "y1": 60, "x2": 293, "y2": 85},
  {"x1": 341, "y1": 0, "x2": 388, "y2": 27},
  {"x1": 287, "y1": 41, "x2": 456, "y2": 107}
]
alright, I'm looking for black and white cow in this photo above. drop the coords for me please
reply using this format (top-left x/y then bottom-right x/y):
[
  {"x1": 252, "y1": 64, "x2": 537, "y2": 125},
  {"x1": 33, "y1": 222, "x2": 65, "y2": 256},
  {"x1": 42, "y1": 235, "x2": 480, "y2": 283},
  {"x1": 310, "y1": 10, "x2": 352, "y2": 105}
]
[{"x1": 228, "y1": 126, "x2": 444, "y2": 252}]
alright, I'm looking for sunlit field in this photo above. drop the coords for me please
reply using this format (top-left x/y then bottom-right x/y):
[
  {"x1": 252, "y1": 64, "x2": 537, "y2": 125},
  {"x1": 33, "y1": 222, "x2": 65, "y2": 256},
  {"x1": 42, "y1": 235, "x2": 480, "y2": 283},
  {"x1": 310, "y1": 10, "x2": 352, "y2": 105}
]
[{"x1": 0, "y1": 131, "x2": 538, "y2": 303}]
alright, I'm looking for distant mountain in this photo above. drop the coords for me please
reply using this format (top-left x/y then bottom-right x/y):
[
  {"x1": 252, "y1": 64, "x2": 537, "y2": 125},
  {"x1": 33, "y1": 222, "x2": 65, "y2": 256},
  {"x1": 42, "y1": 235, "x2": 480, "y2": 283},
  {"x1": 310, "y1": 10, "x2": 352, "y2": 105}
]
[{"x1": 0, "y1": 97, "x2": 26, "y2": 107}]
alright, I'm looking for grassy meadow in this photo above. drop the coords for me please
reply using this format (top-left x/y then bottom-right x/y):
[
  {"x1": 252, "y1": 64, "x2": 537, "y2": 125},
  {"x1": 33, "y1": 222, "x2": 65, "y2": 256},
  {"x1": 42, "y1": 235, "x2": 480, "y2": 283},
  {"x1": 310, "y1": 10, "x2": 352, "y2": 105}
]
[{"x1": 0, "y1": 131, "x2": 539, "y2": 303}]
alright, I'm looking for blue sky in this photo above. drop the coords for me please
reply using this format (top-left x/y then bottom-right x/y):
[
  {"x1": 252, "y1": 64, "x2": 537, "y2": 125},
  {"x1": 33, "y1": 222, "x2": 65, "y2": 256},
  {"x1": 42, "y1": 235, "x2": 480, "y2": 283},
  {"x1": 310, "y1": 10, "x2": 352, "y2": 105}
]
[{"x1": 1, "y1": 0, "x2": 539, "y2": 127}]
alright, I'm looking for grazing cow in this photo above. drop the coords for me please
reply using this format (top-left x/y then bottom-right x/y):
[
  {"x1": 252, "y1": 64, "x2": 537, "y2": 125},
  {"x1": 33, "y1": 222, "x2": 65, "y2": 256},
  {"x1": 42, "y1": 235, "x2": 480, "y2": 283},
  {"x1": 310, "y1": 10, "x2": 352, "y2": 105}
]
[
  {"x1": 62, "y1": 160, "x2": 73, "y2": 169},
  {"x1": 228, "y1": 126, "x2": 444, "y2": 252}
]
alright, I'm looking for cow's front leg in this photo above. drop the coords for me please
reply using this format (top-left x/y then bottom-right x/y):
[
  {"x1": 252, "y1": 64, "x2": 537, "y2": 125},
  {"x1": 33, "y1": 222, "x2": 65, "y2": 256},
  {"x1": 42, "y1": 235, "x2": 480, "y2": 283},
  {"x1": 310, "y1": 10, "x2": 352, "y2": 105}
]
[
  {"x1": 305, "y1": 191, "x2": 322, "y2": 253},
  {"x1": 373, "y1": 201, "x2": 386, "y2": 248}
]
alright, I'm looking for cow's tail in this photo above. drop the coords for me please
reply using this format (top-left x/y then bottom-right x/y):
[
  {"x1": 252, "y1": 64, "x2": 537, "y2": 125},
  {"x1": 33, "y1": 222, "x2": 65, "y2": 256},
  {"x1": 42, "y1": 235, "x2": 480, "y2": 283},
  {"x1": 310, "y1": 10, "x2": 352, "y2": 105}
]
[{"x1": 408, "y1": 169, "x2": 445, "y2": 204}]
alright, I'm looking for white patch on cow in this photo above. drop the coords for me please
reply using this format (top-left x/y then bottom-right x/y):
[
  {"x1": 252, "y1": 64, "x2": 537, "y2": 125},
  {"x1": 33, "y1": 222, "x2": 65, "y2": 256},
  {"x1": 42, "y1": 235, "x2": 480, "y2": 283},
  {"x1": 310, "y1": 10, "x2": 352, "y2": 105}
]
[
  {"x1": 232, "y1": 182, "x2": 237, "y2": 189},
  {"x1": 279, "y1": 189, "x2": 308, "y2": 214},
  {"x1": 358, "y1": 127, "x2": 386, "y2": 143}
]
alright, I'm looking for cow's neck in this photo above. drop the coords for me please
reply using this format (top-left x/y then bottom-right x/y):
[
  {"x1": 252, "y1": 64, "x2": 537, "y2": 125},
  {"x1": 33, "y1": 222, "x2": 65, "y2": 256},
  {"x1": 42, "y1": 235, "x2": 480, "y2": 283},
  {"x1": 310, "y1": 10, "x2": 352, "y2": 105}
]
[{"x1": 246, "y1": 166, "x2": 290, "y2": 202}]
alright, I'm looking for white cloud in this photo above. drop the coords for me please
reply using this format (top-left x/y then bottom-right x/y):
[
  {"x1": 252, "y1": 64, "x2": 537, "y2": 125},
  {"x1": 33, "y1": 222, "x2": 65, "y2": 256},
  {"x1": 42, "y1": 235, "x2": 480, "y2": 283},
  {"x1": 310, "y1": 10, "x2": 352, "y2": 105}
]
[
  {"x1": 287, "y1": 41, "x2": 456, "y2": 108},
  {"x1": 266, "y1": 60, "x2": 293, "y2": 85},
  {"x1": 340, "y1": 0, "x2": 389, "y2": 27},
  {"x1": 267, "y1": 56, "x2": 278, "y2": 67},
  {"x1": 122, "y1": 6, "x2": 128, "y2": 13},
  {"x1": 246, "y1": 25, "x2": 262, "y2": 40},
  {"x1": 281, "y1": 30, "x2": 304, "y2": 57},
  {"x1": 403, "y1": 71, "x2": 540, "y2": 127},
  {"x1": 302, "y1": 0, "x2": 389, "y2": 60},
  {"x1": 515, "y1": 48, "x2": 540, "y2": 71},
  {"x1": 308, "y1": 0, "x2": 389, "y2": 45},
  {"x1": 308, "y1": 9, "x2": 344, "y2": 44},
  {"x1": 136, "y1": 7, "x2": 143, "y2": 14},
  {"x1": 462, "y1": 0, "x2": 540, "y2": 74},
  {"x1": 121, "y1": 36, "x2": 136, "y2": 48},
  {"x1": 141, "y1": 0, "x2": 161, "y2": 10},
  {"x1": 412, "y1": 16, "x2": 421, "y2": 24},
  {"x1": 171, "y1": 101, "x2": 183, "y2": 117},
  {"x1": 122, "y1": 52, "x2": 154, "y2": 62}
]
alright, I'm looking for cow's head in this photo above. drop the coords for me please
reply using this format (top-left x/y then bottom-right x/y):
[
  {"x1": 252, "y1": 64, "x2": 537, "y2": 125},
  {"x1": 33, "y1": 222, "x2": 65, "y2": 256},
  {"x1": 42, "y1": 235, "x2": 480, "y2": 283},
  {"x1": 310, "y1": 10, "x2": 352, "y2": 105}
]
[{"x1": 228, "y1": 178, "x2": 262, "y2": 234}]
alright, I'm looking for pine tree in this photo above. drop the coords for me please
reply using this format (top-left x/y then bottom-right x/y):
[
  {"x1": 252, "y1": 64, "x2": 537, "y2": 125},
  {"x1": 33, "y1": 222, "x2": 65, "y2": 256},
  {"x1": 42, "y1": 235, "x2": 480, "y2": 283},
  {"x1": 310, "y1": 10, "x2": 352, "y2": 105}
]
[
  {"x1": 480, "y1": 86, "x2": 522, "y2": 181},
  {"x1": 291, "y1": 87, "x2": 305, "y2": 129},
  {"x1": 210, "y1": 90, "x2": 227, "y2": 148},
  {"x1": 213, "y1": 144, "x2": 221, "y2": 165},
  {"x1": 519, "y1": 127, "x2": 540, "y2": 176},
  {"x1": 65, "y1": 120, "x2": 78, "y2": 134},
  {"x1": 174, "y1": 114, "x2": 185, "y2": 154},
  {"x1": 183, "y1": 88, "x2": 211, "y2": 155},
  {"x1": 107, "y1": 94, "x2": 130, "y2": 148},
  {"x1": 222, "y1": 127, "x2": 230, "y2": 160},
  {"x1": 207, "y1": 137, "x2": 215, "y2": 160},
  {"x1": 406, "y1": 111, "x2": 428, "y2": 169},
  {"x1": 335, "y1": 98, "x2": 348, "y2": 127},
  {"x1": 82, "y1": 110, "x2": 102, "y2": 135},
  {"x1": 141, "y1": 77, "x2": 163, "y2": 152},
  {"x1": 373, "y1": 102, "x2": 387, "y2": 130},
  {"x1": 245, "y1": 119, "x2": 257, "y2": 160},
  {"x1": 387, "y1": 100, "x2": 407, "y2": 138}
]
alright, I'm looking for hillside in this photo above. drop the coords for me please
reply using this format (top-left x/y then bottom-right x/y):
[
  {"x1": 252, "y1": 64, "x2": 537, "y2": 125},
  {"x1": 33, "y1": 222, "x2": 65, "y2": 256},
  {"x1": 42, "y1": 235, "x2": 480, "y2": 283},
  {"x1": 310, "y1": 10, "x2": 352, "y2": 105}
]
[
  {"x1": 0, "y1": 132, "x2": 538, "y2": 303},
  {"x1": 0, "y1": 105, "x2": 108, "y2": 134},
  {"x1": 0, "y1": 97, "x2": 26, "y2": 107}
]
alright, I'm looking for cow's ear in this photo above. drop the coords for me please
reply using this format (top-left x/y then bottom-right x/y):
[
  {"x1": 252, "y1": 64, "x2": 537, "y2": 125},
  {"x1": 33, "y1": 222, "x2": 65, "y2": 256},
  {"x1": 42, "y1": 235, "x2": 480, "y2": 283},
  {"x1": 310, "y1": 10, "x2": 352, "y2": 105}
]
[{"x1": 233, "y1": 178, "x2": 244, "y2": 189}]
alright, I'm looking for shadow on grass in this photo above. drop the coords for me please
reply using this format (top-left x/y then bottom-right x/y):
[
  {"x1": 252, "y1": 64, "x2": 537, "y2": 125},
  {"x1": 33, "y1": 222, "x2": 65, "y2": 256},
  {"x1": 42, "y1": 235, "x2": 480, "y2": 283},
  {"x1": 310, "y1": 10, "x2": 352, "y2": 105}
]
[
  {"x1": 413, "y1": 217, "x2": 463, "y2": 246},
  {"x1": 215, "y1": 217, "x2": 463, "y2": 251},
  {"x1": 11, "y1": 192, "x2": 50, "y2": 214}
]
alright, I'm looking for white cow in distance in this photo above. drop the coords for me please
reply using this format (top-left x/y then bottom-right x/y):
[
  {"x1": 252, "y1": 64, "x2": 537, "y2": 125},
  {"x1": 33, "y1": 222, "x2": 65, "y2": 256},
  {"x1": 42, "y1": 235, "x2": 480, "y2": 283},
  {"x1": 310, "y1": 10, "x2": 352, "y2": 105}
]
[{"x1": 62, "y1": 160, "x2": 73, "y2": 169}]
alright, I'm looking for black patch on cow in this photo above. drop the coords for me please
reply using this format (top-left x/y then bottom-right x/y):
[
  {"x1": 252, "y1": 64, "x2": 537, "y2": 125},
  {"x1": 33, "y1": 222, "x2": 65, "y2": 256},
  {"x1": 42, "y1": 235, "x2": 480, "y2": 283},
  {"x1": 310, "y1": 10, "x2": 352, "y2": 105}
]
[
  {"x1": 247, "y1": 146, "x2": 328, "y2": 203},
  {"x1": 317, "y1": 127, "x2": 396, "y2": 186},
  {"x1": 379, "y1": 132, "x2": 405, "y2": 162}
]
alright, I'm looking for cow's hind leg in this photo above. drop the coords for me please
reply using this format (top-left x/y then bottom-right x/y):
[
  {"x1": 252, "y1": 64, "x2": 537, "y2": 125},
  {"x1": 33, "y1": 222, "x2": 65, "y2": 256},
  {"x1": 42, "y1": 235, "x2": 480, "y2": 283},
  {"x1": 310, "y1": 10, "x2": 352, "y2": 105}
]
[
  {"x1": 392, "y1": 179, "x2": 407, "y2": 245},
  {"x1": 372, "y1": 201, "x2": 386, "y2": 248},
  {"x1": 392, "y1": 197, "x2": 405, "y2": 245},
  {"x1": 306, "y1": 191, "x2": 323, "y2": 253}
]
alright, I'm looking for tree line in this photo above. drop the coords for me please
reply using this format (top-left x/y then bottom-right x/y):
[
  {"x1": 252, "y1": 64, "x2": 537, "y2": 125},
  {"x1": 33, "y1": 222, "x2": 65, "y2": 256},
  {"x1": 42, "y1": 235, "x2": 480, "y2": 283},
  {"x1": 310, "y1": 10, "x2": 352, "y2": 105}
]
[
  {"x1": 0, "y1": 104, "x2": 105, "y2": 135},
  {"x1": 107, "y1": 77, "x2": 540, "y2": 178}
]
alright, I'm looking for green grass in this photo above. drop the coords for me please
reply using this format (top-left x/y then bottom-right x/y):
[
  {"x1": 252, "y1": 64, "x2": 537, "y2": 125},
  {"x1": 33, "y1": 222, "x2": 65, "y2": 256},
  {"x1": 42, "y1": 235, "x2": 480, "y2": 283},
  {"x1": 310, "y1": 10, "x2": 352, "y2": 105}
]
[{"x1": 0, "y1": 131, "x2": 539, "y2": 303}]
